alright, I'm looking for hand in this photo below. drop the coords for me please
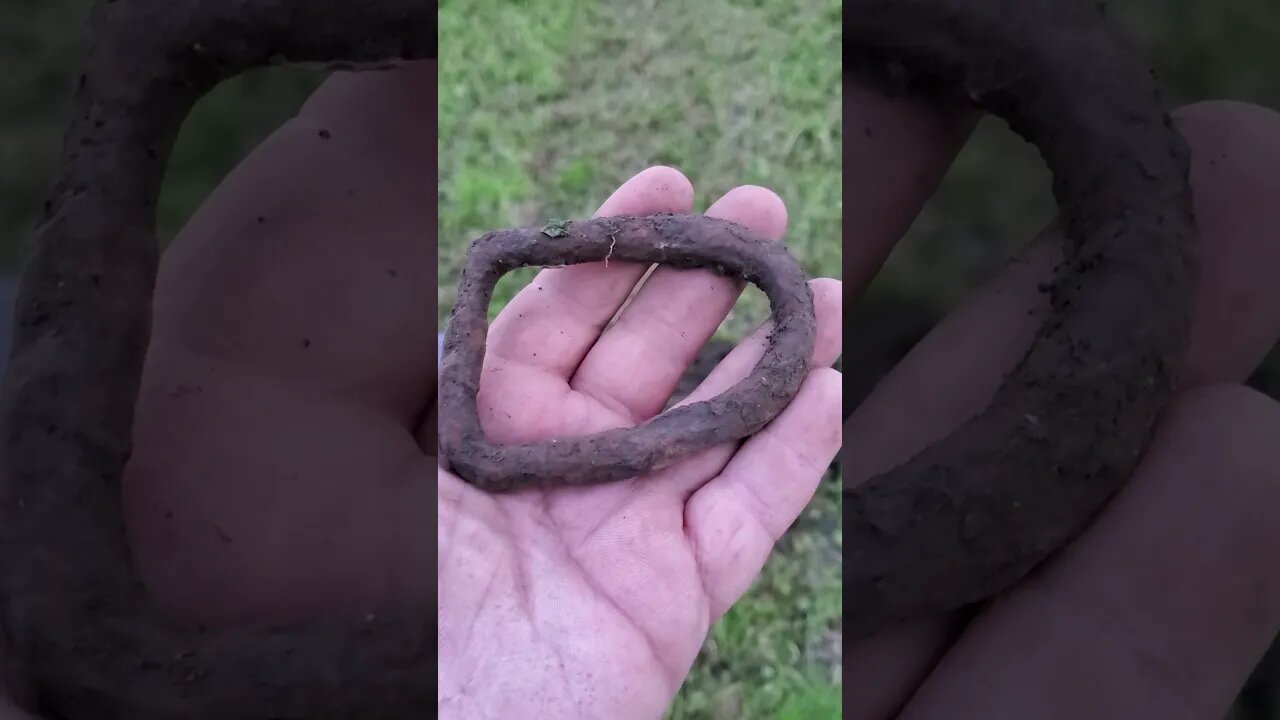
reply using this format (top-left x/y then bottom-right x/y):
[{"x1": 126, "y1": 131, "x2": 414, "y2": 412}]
[
  {"x1": 436, "y1": 168, "x2": 843, "y2": 719},
  {"x1": 842, "y1": 83, "x2": 1280, "y2": 718}
]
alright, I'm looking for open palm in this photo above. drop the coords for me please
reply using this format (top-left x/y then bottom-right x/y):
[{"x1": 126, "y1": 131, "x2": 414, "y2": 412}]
[{"x1": 436, "y1": 168, "x2": 842, "y2": 720}]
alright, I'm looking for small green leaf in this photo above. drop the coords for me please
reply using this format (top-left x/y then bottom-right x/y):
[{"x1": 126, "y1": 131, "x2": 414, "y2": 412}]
[{"x1": 540, "y1": 219, "x2": 571, "y2": 237}]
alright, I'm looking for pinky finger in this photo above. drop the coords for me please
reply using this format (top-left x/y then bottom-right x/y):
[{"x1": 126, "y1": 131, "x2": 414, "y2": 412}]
[{"x1": 685, "y1": 367, "x2": 843, "y2": 619}]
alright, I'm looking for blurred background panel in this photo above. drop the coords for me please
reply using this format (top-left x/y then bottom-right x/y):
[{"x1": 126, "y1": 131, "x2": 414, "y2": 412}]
[{"x1": 2, "y1": 0, "x2": 1279, "y2": 718}]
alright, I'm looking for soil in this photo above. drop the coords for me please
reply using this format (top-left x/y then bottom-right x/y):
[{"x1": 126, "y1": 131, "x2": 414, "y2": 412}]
[{"x1": 438, "y1": 213, "x2": 816, "y2": 492}]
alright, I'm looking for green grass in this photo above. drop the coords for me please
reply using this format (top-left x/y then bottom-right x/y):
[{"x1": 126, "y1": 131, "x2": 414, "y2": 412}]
[
  {"x1": 439, "y1": 1, "x2": 842, "y2": 718},
  {"x1": 438, "y1": 0, "x2": 842, "y2": 338}
]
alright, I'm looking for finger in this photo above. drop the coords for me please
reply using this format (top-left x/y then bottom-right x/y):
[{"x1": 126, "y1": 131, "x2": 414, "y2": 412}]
[
  {"x1": 686, "y1": 367, "x2": 842, "y2": 619},
  {"x1": 470, "y1": 167, "x2": 695, "y2": 444},
  {"x1": 569, "y1": 186, "x2": 788, "y2": 422},
  {"x1": 842, "y1": 100, "x2": 1280, "y2": 713},
  {"x1": 901, "y1": 385, "x2": 1280, "y2": 719},
  {"x1": 0, "y1": 697, "x2": 35, "y2": 720},
  {"x1": 639, "y1": 278, "x2": 843, "y2": 499},
  {"x1": 1176, "y1": 102, "x2": 1280, "y2": 385},
  {"x1": 678, "y1": 278, "x2": 844, "y2": 409},
  {"x1": 844, "y1": 76, "x2": 979, "y2": 296},
  {"x1": 482, "y1": 166, "x2": 695, "y2": 381},
  {"x1": 152, "y1": 62, "x2": 437, "y2": 424},
  {"x1": 842, "y1": 617, "x2": 970, "y2": 720}
]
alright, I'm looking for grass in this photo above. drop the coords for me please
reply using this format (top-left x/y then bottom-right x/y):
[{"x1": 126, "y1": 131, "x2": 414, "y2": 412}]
[
  {"x1": 439, "y1": 0, "x2": 842, "y2": 718},
  {"x1": 438, "y1": 0, "x2": 842, "y2": 339}
]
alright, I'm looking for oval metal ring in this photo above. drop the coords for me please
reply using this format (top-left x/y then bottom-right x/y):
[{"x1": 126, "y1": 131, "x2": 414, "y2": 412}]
[{"x1": 438, "y1": 213, "x2": 817, "y2": 493}]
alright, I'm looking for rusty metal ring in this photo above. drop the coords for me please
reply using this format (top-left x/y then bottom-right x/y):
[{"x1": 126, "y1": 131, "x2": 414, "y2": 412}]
[{"x1": 438, "y1": 213, "x2": 817, "y2": 492}]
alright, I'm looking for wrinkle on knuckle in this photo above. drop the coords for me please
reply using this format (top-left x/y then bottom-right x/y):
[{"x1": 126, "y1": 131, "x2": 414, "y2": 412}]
[{"x1": 688, "y1": 490, "x2": 772, "y2": 609}]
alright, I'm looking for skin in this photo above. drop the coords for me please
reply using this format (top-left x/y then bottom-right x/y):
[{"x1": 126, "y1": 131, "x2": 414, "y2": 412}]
[{"x1": 1, "y1": 57, "x2": 1278, "y2": 720}]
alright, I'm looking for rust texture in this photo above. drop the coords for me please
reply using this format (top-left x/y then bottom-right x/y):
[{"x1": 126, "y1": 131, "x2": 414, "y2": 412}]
[
  {"x1": 0, "y1": 1, "x2": 434, "y2": 717},
  {"x1": 843, "y1": 0, "x2": 1196, "y2": 637},
  {"x1": 438, "y1": 214, "x2": 817, "y2": 492}
]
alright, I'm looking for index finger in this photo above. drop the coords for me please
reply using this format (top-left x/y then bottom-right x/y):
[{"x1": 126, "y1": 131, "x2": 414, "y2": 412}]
[
  {"x1": 843, "y1": 75, "x2": 978, "y2": 294},
  {"x1": 481, "y1": 165, "x2": 695, "y2": 380}
]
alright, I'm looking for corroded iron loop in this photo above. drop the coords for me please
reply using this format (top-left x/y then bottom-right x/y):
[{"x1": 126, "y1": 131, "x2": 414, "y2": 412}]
[{"x1": 438, "y1": 213, "x2": 817, "y2": 492}]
